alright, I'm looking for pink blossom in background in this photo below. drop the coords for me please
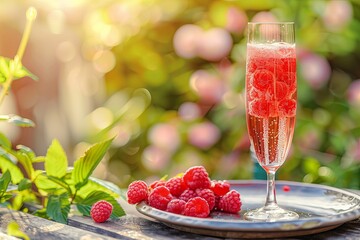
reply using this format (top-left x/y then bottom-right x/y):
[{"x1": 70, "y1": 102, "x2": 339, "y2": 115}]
[
  {"x1": 251, "y1": 11, "x2": 278, "y2": 23},
  {"x1": 348, "y1": 140, "x2": 360, "y2": 163},
  {"x1": 300, "y1": 53, "x2": 331, "y2": 90},
  {"x1": 225, "y1": 7, "x2": 248, "y2": 34},
  {"x1": 197, "y1": 28, "x2": 233, "y2": 62},
  {"x1": 173, "y1": 24, "x2": 203, "y2": 58},
  {"x1": 190, "y1": 70, "x2": 225, "y2": 104},
  {"x1": 142, "y1": 146, "x2": 171, "y2": 171},
  {"x1": 323, "y1": 0, "x2": 352, "y2": 31},
  {"x1": 148, "y1": 123, "x2": 180, "y2": 152},
  {"x1": 178, "y1": 102, "x2": 201, "y2": 121},
  {"x1": 188, "y1": 122, "x2": 220, "y2": 150},
  {"x1": 297, "y1": 129, "x2": 321, "y2": 150},
  {"x1": 347, "y1": 80, "x2": 360, "y2": 106}
]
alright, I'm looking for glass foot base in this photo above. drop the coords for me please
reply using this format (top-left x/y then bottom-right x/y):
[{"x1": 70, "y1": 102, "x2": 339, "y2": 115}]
[{"x1": 244, "y1": 205, "x2": 299, "y2": 222}]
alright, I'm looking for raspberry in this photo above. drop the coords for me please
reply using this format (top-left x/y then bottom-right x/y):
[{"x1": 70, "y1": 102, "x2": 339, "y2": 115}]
[
  {"x1": 196, "y1": 188, "x2": 215, "y2": 210},
  {"x1": 149, "y1": 180, "x2": 166, "y2": 190},
  {"x1": 218, "y1": 190, "x2": 242, "y2": 214},
  {"x1": 179, "y1": 189, "x2": 197, "y2": 202},
  {"x1": 278, "y1": 99, "x2": 296, "y2": 117},
  {"x1": 184, "y1": 197, "x2": 210, "y2": 218},
  {"x1": 166, "y1": 199, "x2": 186, "y2": 214},
  {"x1": 252, "y1": 69, "x2": 274, "y2": 92},
  {"x1": 282, "y1": 185, "x2": 291, "y2": 192},
  {"x1": 90, "y1": 200, "x2": 113, "y2": 223},
  {"x1": 127, "y1": 180, "x2": 148, "y2": 204},
  {"x1": 249, "y1": 99, "x2": 277, "y2": 118},
  {"x1": 210, "y1": 180, "x2": 230, "y2": 196},
  {"x1": 182, "y1": 166, "x2": 211, "y2": 190},
  {"x1": 148, "y1": 186, "x2": 173, "y2": 211},
  {"x1": 213, "y1": 195, "x2": 221, "y2": 211},
  {"x1": 165, "y1": 177, "x2": 187, "y2": 197},
  {"x1": 270, "y1": 82, "x2": 289, "y2": 101}
]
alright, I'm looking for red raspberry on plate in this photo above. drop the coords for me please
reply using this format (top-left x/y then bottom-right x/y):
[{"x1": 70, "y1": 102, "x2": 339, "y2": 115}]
[
  {"x1": 166, "y1": 199, "x2": 186, "y2": 214},
  {"x1": 179, "y1": 189, "x2": 197, "y2": 202},
  {"x1": 196, "y1": 188, "x2": 215, "y2": 211},
  {"x1": 165, "y1": 177, "x2": 187, "y2": 197},
  {"x1": 127, "y1": 180, "x2": 148, "y2": 204},
  {"x1": 184, "y1": 197, "x2": 210, "y2": 218},
  {"x1": 148, "y1": 186, "x2": 173, "y2": 211},
  {"x1": 90, "y1": 200, "x2": 113, "y2": 223},
  {"x1": 149, "y1": 180, "x2": 166, "y2": 190},
  {"x1": 213, "y1": 195, "x2": 221, "y2": 211},
  {"x1": 210, "y1": 180, "x2": 230, "y2": 196},
  {"x1": 282, "y1": 185, "x2": 291, "y2": 192},
  {"x1": 182, "y1": 166, "x2": 211, "y2": 190},
  {"x1": 218, "y1": 190, "x2": 242, "y2": 214}
]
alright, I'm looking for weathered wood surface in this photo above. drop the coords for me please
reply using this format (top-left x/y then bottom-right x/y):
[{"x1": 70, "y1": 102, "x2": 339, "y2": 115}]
[
  {"x1": 0, "y1": 191, "x2": 359, "y2": 239},
  {"x1": 0, "y1": 208, "x2": 116, "y2": 240}
]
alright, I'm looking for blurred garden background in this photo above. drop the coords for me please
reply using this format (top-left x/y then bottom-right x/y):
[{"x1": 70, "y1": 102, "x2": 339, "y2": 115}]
[{"x1": 0, "y1": 0, "x2": 359, "y2": 189}]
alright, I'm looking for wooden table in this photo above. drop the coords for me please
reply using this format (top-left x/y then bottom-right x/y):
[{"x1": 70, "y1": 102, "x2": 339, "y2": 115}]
[{"x1": 0, "y1": 191, "x2": 359, "y2": 239}]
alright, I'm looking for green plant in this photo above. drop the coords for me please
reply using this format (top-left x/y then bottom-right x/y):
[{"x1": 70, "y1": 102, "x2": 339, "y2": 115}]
[{"x1": 0, "y1": 7, "x2": 125, "y2": 227}]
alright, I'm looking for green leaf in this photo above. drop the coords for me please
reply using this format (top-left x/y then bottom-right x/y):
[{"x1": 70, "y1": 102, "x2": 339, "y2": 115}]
[
  {"x1": 18, "y1": 178, "x2": 32, "y2": 191},
  {"x1": 0, "y1": 57, "x2": 38, "y2": 82},
  {"x1": 72, "y1": 138, "x2": 113, "y2": 190},
  {"x1": 0, "y1": 171, "x2": 11, "y2": 196},
  {"x1": 76, "y1": 190, "x2": 125, "y2": 218},
  {"x1": 46, "y1": 193, "x2": 70, "y2": 224},
  {"x1": 7, "y1": 221, "x2": 30, "y2": 240},
  {"x1": 16, "y1": 145, "x2": 36, "y2": 160},
  {"x1": 1, "y1": 193, "x2": 13, "y2": 201},
  {"x1": 0, "y1": 114, "x2": 35, "y2": 127},
  {"x1": 15, "y1": 147, "x2": 35, "y2": 180},
  {"x1": 34, "y1": 173, "x2": 60, "y2": 192},
  {"x1": 45, "y1": 139, "x2": 68, "y2": 178},
  {"x1": 47, "y1": 176, "x2": 72, "y2": 194},
  {"x1": 0, "y1": 132, "x2": 11, "y2": 148},
  {"x1": 0, "y1": 156, "x2": 24, "y2": 184},
  {"x1": 76, "y1": 178, "x2": 120, "y2": 201}
]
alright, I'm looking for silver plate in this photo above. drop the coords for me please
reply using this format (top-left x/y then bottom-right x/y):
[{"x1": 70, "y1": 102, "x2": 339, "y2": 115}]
[{"x1": 136, "y1": 180, "x2": 360, "y2": 238}]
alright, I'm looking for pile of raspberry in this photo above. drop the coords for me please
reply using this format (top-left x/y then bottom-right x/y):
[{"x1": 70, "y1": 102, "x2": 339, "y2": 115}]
[{"x1": 127, "y1": 166, "x2": 241, "y2": 218}]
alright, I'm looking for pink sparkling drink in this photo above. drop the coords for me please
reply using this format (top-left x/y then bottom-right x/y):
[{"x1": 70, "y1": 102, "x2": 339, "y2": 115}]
[
  {"x1": 246, "y1": 43, "x2": 296, "y2": 172},
  {"x1": 244, "y1": 22, "x2": 298, "y2": 222}
]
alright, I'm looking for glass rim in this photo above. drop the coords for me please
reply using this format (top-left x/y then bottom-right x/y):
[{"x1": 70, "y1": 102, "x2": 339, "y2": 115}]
[{"x1": 248, "y1": 22, "x2": 294, "y2": 25}]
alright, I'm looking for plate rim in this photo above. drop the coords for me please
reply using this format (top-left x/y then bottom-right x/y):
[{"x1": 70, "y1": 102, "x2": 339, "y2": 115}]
[{"x1": 136, "y1": 180, "x2": 360, "y2": 232}]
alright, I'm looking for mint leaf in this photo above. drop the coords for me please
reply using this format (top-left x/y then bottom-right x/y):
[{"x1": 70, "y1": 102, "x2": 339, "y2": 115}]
[
  {"x1": 0, "y1": 57, "x2": 38, "y2": 82},
  {"x1": 16, "y1": 145, "x2": 36, "y2": 160},
  {"x1": 7, "y1": 221, "x2": 30, "y2": 240},
  {"x1": 0, "y1": 171, "x2": 11, "y2": 197},
  {"x1": 47, "y1": 176, "x2": 71, "y2": 194},
  {"x1": 45, "y1": 139, "x2": 67, "y2": 178},
  {"x1": 76, "y1": 190, "x2": 125, "y2": 218},
  {"x1": 72, "y1": 138, "x2": 113, "y2": 190},
  {"x1": 15, "y1": 147, "x2": 35, "y2": 180},
  {"x1": 18, "y1": 178, "x2": 32, "y2": 191},
  {"x1": 34, "y1": 172, "x2": 59, "y2": 191},
  {"x1": 0, "y1": 156, "x2": 24, "y2": 184},
  {"x1": 46, "y1": 193, "x2": 70, "y2": 224},
  {"x1": 0, "y1": 114, "x2": 35, "y2": 127},
  {"x1": 0, "y1": 132, "x2": 11, "y2": 148}
]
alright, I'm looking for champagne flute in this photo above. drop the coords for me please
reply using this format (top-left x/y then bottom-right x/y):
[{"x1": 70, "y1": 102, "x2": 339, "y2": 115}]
[{"x1": 244, "y1": 22, "x2": 299, "y2": 221}]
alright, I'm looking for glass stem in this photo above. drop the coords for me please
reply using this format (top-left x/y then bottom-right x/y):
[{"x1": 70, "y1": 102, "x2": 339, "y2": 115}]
[{"x1": 265, "y1": 170, "x2": 278, "y2": 209}]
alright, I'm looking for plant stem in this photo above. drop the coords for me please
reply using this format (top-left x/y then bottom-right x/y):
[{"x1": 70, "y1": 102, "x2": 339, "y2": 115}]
[{"x1": 0, "y1": 7, "x2": 37, "y2": 106}]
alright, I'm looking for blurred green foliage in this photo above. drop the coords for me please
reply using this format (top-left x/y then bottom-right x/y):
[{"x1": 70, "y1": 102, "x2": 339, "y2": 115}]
[{"x1": 79, "y1": 0, "x2": 360, "y2": 189}]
